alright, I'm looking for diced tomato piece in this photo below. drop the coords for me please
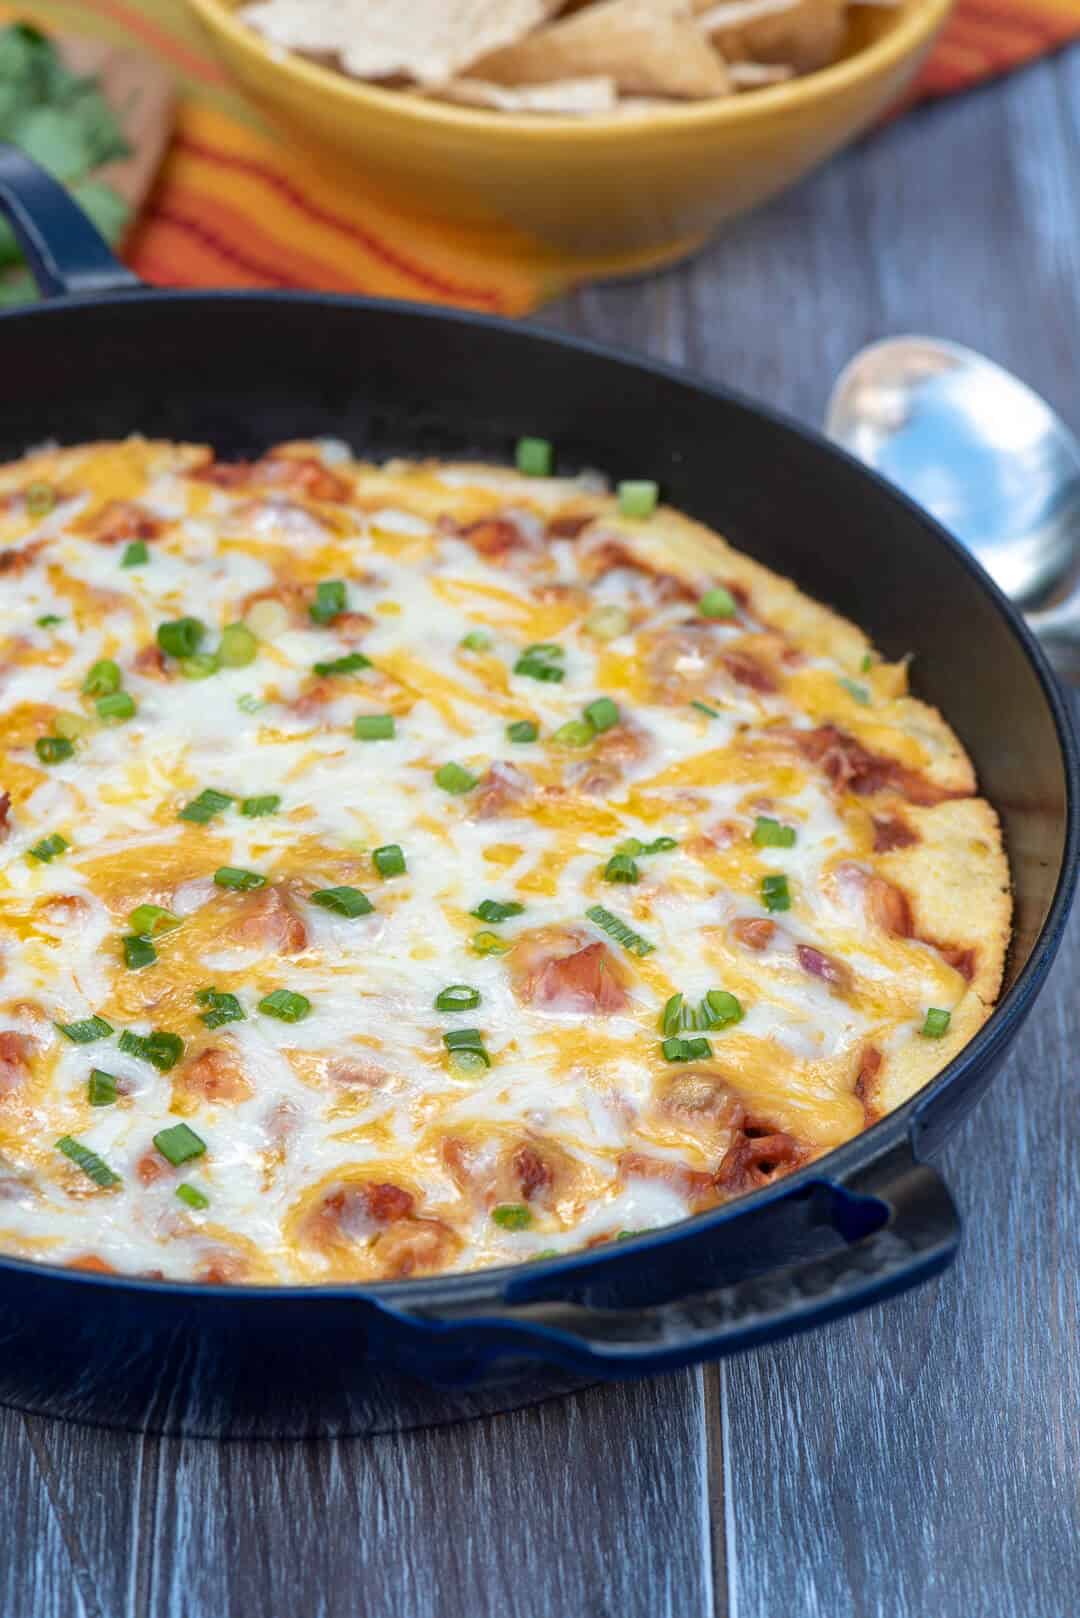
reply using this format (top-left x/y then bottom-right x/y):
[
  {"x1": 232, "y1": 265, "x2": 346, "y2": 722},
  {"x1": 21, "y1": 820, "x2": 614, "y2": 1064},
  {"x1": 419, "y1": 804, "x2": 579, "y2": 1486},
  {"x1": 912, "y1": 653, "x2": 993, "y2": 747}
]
[
  {"x1": 731, "y1": 917, "x2": 776, "y2": 952},
  {"x1": 796, "y1": 944, "x2": 853, "y2": 993},
  {"x1": 177, "y1": 1045, "x2": 252, "y2": 1103},
  {"x1": 471, "y1": 762, "x2": 532, "y2": 821},
  {"x1": 0, "y1": 1031, "x2": 33, "y2": 1097},
  {"x1": 511, "y1": 929, "x2": 630, "y2": 1015},
  {"x1": 227, "y1": 885, "x2": 308, "y2": 956}
]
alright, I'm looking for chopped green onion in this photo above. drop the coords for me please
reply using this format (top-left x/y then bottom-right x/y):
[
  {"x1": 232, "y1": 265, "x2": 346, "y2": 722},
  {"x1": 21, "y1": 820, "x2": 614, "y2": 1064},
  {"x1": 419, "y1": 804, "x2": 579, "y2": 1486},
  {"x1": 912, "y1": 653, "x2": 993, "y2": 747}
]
[
  {"x1": 753, "y1": 816, "x2": 796, "y2": 849},
  {"x1": 28, "y1": 833, "x2": 68, "y2": 863},
  {"x1": 507, "y1": 719, "x2": 538, "y2": 744},
  {"x1": 121, "y1": 540, "x2": 148, "y2": 568},
  {"x1": 87, "y1": 1070, "x2": 118, "y2": 1107},
  {"x1": 312, "y1": 652, "x2": 371, "y2": 677},
  {"x1": 157, "y1": 617, "x2": 205, "y2": 659},
  {"x1": 690, "y1": 699, "x2": 721, "y2": 718},
  {"x1": 214, "y1": 867, "x2": 266, "y2": 892},
  {"x1": 603, "y1": 852, "x2": 639, "y2": 884},
  {"x1": 96, "y1": 691, "x2": 136, "y2": 722},
  {"x1": 472, "y1": 931, "x2": 511, "y2": 956},
  {"x1": 236, "y1": 693, "x2": 266, "y2": 715},
  {"x1": 643, "y1": 835, "x2": 677, "y2": 854},
  {"x1": 55, "y1": 712, "x2": 93, "y2": 741},
  {"x1": 700, "y1": 989, "x2": 742, "y2": 1030},
  {"x1": 218, "y1": 623, "x2": 258, "y2": 668},
  {"x1": 492, "y1": 1203, "x2": 532, "y2": 1230},
  {"x1": 618, "y1": 838, "x2": 644, "y2": 856},
  {"x1": 82, "y1": 659, "x2": 121, "y2": 697},
  {"x1": 860, "y1": 654, "x2": 873, "y2": 673},
  {"x1": 122, "y1": 935, "x2": 157, "y2": 970},
  {"x1": 762, "y1": 874, "x2": 791, "y2": 913},
  {"x1": 373, "y1": 844, "x2": 406, "y2": 878},
  {"x1": 839, "y1": 677, "x2": 871, "y2": 706},
  {"x1": 258, "y1": 988, "x2": 311, "y2": 1022},
  {"x1": 435, "y1": 984, "x2": 481, "y2": 1012},
  {"x1": 176, "y1": 1183, "x2": 209, "y2": 1211},
  {"x1": 585, "y1": 604, "x2": 630, "y2": 641},
  {"x1": 435, "y1": 761, "x2": 477, "y2": 795},
  {"x1": 661, "y1": 1035, "x2": 713, "y2": 1063},
  {"x1": 443, "y1": 1028, "x2": 490, "y2": 1071},
  {"x1": 56, "y1": 1135, "x2": 120, "y2": 1188},
  {"x1": 178, "y1": 787, "x2": 233, "y2": 824},
  {"x1": 118, "y1": 1029, "x2": 183, "y2": 1071},
  {"x1": 585, "y1": 904, "x2": 655, "y2": 957},
  {"x1": 552, "y1": 719, "x2": 594, "y2": 748},
  {"x1": 921, "y1": 1007, "x2": 951, "y2": 1039},
  {"x1": 26, "y1": 481, "x2": 55, "y2": 518},
  {"x1": 616, "y1": 1230, "x2": 644, "y2": 1241},
  {"x1": 240, "y1": 794, "x2": 281, "y2": 818},
  {"x1": 448, "y1": 1047, "x2": 489, "y2": 1077},
  {"x1": 310, "y1": 886, "x2": 373, "y2": 917},
  {"x1": 583, "y1": 696, "x2": 620, "y2": 734},
  {"x1": 460, "y1": 629, "x2": 493, "y2": 652},
  {"x1": 353, "y1": 713, "x2": 395, "y2": 741},
  {"x1": 195, "y1": 987, "x2": 245, "y2": 1029},
  {"x1": 309, "y1": 579, "x2": 346, "y2": 624},
  {"x1": 36, "y1": 736, "x2": 74, "y2": 764},
  {"x1": 661, "y1": 993, "x2": 693, "y2": 1036},
  {"x1": 36, "y1": 614, "x2": 63, "y2": 628},
  {"x1": 153, "y1": 1122, "x2": 206, "y2": 1166},
  {"x1": 515, "y1": 436, "x2": 552, "y2": 477},
  {"x1": 471, "y1": 899, "x2": 525, "y2": 924},
  {"x1": 514, "y1": 644, "x2": 565, "y2": 683},
  {"x1": 179, "y1": 653, "x2": 219, "y2": 681},
  {"x1": 129, "y1": 904, "x2": 180, "y2": 937},
  {"x1": 55, "y1": 1015, "x2": 113, "y2": 1044},
  {"x1": 617, "y1": 480, "x2": 659, "y2": 519},
  {"x1": 532, "y1": 1249, "x2": 561, "y2": 1261},
  {"x1": 699, "y1": 587, "x2": 737, "y2": 620}
]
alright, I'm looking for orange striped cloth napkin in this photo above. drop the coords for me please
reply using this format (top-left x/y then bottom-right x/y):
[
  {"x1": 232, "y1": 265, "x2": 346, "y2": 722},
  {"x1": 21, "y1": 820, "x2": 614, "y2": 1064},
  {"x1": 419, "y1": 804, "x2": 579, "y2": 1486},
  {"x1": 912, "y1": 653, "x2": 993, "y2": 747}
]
[{"x1": 2, "y1": 0, "x2": 1079, "y2": 315}]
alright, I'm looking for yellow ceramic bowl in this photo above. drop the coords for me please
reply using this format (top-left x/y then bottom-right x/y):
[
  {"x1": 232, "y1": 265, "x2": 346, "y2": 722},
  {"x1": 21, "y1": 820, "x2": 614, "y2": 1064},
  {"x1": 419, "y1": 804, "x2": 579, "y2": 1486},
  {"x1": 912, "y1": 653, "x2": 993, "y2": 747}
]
[{"x1": 185, "y1": 0, "x2": 953, "y2": 278}]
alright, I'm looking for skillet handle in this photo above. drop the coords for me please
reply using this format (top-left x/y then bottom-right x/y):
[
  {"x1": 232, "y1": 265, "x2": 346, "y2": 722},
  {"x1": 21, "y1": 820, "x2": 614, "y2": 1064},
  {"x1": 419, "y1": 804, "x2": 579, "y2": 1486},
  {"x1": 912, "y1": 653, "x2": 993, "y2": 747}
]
[
  {"x1": 0, "y1": 144, "x2": 141, "y2": 299},
  {"x1": 377, "y1": 1142, "x2": 959, "y2": 1374}
]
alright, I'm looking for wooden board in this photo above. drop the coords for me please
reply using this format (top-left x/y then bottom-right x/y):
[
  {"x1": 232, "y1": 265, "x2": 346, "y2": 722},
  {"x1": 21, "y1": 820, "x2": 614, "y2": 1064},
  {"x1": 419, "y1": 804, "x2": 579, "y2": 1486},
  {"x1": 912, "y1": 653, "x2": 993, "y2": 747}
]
[{"x1": 2, "y1": 40, "x2": 1080, "y2": 1618}]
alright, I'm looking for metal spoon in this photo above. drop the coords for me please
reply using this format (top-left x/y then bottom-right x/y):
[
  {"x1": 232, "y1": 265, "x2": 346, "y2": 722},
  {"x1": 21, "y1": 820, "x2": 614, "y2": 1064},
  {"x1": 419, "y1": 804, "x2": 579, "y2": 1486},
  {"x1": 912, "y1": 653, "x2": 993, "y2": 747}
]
[{"x1": 826, "y1": 336, "x2": 1080, "y2": 678}]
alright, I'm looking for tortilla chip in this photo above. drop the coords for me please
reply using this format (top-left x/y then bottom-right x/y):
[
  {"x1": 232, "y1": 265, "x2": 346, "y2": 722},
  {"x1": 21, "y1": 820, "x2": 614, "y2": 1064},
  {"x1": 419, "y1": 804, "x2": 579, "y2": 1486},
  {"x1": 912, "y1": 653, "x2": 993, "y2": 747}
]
[
  {"x1": 695, "y1": 0, "x2": 847, "y2": 74},
  {"x1": 728, "y1": 59, "x2": 795, "y2": 84},
  {"x1": 428, "y1": 75, "x2": 619, "y2": 113},
  {"x1": 241, "y1": 0, "x2": 563, "y2": 85},
  {"x1": 473, "y1": 0, "x2": 732, "y2": 99}
]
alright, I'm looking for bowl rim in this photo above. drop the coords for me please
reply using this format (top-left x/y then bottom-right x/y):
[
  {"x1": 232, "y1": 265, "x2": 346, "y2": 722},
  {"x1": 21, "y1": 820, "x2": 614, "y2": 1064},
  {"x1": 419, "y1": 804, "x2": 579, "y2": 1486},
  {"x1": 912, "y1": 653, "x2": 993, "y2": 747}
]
[{"x1": 186, "y1": 0, "x2": 955, "y2": 141}]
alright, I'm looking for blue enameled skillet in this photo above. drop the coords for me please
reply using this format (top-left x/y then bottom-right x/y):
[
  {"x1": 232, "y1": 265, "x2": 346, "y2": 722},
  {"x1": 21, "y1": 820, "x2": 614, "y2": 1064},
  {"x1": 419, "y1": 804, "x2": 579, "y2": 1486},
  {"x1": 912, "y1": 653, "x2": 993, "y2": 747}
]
[{"x1": 0, "y1": 147, "x2": 1075, "y2": 1438}]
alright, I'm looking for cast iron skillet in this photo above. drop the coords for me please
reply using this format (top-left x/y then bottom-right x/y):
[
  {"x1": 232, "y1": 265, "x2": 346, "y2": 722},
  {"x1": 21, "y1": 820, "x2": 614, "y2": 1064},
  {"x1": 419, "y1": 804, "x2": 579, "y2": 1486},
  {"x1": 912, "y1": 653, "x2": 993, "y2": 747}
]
[{"x1": 0, "y1": 147, "x2": 1075, "y2": 1438}]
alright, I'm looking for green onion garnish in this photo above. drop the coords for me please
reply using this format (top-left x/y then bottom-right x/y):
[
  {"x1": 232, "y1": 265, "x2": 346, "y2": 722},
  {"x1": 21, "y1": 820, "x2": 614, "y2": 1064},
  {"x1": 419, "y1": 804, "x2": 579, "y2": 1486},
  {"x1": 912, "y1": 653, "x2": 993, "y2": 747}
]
[
  {"x1": 312, "y1": 652, "x2": 371, "y2": 676},
  {"x1": 585, "y1": 904, "x2": 655, "y2": 957},
  {"x1": 507, "y1": 719, "x2": 539, "y2": 744},
  {"x1": 471, "y1": 899, "x2": 525, "y2": 924},
  {"x1": 753, "y1": 816, "x2": 796, "y2": 849},
  {"x1": 236, "y1": 693, "x2": 266, "y2": 714},
  {"x1": 310, "y1": 886, "x2": 373, "y2": 917},
  {"x1": 552, "y1": 719, "x2": 593, "y2": 748},
  {"x1": 153, "y1": 1123, "x2": 206, "y2": 1167},
  {"x1": 583, "y1": 696, "x2": 620, "y2": 733},
  {"x1": 699, "y1": 587, "x2": 737, "y2": 620},
  {"x1": 617, "y1": 480, "x2": 659, "y2": 519},
  {"x1": 176, "y1": 1183, "x2": 209, "y2": 1211},
  {"x1": 178, "y1": 787, "x2": 233, "y2": 824},
  {"x1": 861, "y1": 653, "x2": 873, "y2": 673},
  {"x1": 460, "y1": 629, "x2": 493, "y2": 652},
  {"x1": 839, "y1": 677, "x2": 871, "y2": 706},
  {"x1": 921, "y1": 1007, "x2": 951, "y2": 1039},
  {"x1": 87, "y1": 1069, "x2": 118, "y2": 1107},
  {"x1": 179, "y1": 653, "x2": 219, "y2": 681},
  {"x1": 515, "y1": 437, "x2": 552, "y2": 477},
  {"x1": 761, "y1": 874, "x2": 791, "y2": 913},
  {"x1": 373, "y1": 844, "x2": 406, "y2": 878},
  {"x1": 661, "y1": 993, "x2": 693, "y2": 1036},
  {"x1": 240, "y1": 794, "x2": 281, "y2": 818},
  {"x1": 435, "y1": 761, "x2": 477, "y2": 795},
  {"x1": 514, "y1": 644, "x2": 564, "y2": 683},
  {"x1": 435, "y1": 985, "x2": 481, "y2": 1012},
  {"x1": 700, "y1": 989, "x2": 743, "y2": 1030},
  {"x1": 603, "y1": 852, "x2": 639, "y2": 884},
  {"x1": 56, "y1": 1135, "x2": 120, "y2": 1188},
  {"x1": 157, "y1": 617, "x2": 205, "y2": 659},
  {"x1": 96, "y1": 691, "x2": 136, "y2": 722},
  {"x1": 55, "y1": 1015, "x2": 113, "y2": 1044},
  {"x1": 214, "y1": 867, "x2": 266, "y2": 892},
  {"x1": 310, "y1": 579, "x2": 346, "y2": 624},
  {"x1": 36, "y1": 614, "x2": 63, "y2": 628},
  {"x1": 28, "y1": 833, "x2": 68, "y2": 863},
  {"x1": 661, "y1": 1036, "x2": 713, "y2": 1063},
  {"x1": 82, "y1": 659, "x2": 121, "y2": 697},
  {"x1": 122, "y1": 935, "x2": 157, "y2": 970},
  {"x1": 443, "y1": 1028, "x2": 490, "y2": 1070},
  {"x1": 195, "y1": 987, "x2": 245, "y2": 1029},
  {"x1": 690, "y1": 700, "x2": 721, "y2": 718},
  {"x1": 492, "y1": 1203, "x2": 532, "y2": 1230},
  {"x1": 472, "y1": 931, "x2": 511, "y2": 956},
  {"x1": 129, "y1": 903, "x2": 180, "y2": 937},
  {"x1": 35, "y1": 736, "x2": 74, "y2": 764},
  {"x1": 118, "y1": 1029, "x2": 183, "y2": 1071},
  {"x1": 353, "y1": 714, "x2": 395, "y2": 741},
  {"x1": 217, "y1": 623, "x2": 258, "y2": 668},
  {"x1": 121, "y1": 540, "x2": 148, "y2": 568},
  {"x1": 26, "y1": 481, "x2": 55, "y2": 518},
  {"x1": 617, "y1": 836, "x2": 677, "y2": 858},
  {"x1": 259, "y1": 988, "x2": 312, "y2": 1023}
]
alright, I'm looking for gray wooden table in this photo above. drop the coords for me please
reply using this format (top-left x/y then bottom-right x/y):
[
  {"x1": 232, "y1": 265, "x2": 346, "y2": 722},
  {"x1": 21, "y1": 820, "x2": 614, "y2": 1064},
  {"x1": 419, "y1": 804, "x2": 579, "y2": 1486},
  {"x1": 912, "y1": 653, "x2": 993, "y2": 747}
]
[{"x1": 4, "y1": 48, "x2": 1080, "y2": 1618}]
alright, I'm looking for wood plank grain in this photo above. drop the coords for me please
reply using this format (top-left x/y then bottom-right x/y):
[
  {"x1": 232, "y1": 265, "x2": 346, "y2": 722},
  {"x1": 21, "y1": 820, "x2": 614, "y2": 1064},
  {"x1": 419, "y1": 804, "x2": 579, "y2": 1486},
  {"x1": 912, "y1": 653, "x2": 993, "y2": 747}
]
[{"x1": 0, "y1": 1407, "x2": 89, "y2": 1618}]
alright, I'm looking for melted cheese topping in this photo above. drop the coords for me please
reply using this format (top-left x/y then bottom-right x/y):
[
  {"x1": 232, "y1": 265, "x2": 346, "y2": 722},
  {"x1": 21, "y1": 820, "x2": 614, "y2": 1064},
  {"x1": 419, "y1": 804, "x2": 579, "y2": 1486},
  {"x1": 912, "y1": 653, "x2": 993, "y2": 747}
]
[{"x1": 0, "y1": 439, "x2": 978, "y2": 1284}]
